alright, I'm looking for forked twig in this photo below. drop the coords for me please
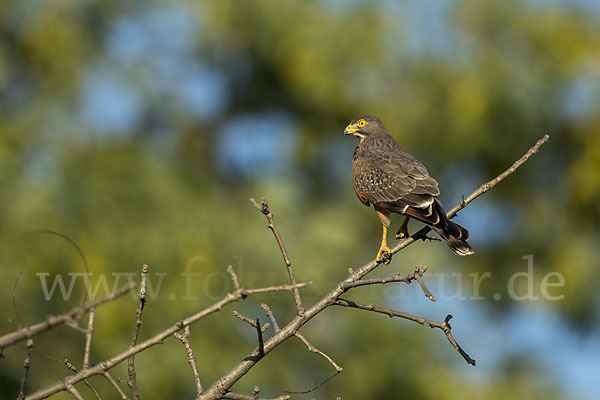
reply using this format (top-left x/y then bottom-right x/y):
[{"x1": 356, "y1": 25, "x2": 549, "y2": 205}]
[
  {"x1": 334, "y1": 298, "x2": 476, "y2": 365},
  {"x1": 174, "y1": 325, "x2": 203, "y2": 396}
]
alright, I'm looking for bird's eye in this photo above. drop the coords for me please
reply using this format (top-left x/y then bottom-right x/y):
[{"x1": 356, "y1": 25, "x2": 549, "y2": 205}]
[{"x1": 358, "y1": 120, "x2": 367, "y2": 127}]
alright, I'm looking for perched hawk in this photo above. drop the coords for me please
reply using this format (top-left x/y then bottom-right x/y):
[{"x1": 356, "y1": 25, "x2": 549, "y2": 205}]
[{"x1": 344, "y1": 115, "x2": 474, "y2": 264}]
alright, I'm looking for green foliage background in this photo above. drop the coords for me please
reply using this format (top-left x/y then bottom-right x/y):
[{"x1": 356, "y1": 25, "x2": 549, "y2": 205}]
[{"x1": 1, "y1": 1, "x2": 599, "y2": 399}]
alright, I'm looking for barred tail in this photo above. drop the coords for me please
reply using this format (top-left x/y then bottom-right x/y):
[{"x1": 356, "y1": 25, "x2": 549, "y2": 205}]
[{"x1": 431, "y1": 221, "x2": 474, "y2": 256}]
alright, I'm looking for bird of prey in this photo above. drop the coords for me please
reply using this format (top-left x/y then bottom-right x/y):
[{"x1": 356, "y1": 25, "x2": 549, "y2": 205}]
[{"x1": 344, "y1": 115, "x2": 474, "y2": 264}]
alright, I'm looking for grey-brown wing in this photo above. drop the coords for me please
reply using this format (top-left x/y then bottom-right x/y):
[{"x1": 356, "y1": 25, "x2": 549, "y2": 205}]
[{"x1": 352, "y1": 138, "x2": 440, "y2": 211}]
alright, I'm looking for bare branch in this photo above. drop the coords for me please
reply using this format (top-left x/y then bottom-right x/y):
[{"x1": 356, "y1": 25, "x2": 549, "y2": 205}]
[
  {"x1": 334, "y1": 298, "x2": 475, "y2": 366},
  {"x1": 17, "y1": 338, "x2": 33, "y2": 400},
  {"x1": 127, "y1": 264, "x2": 149, "y2": 400},
  {"x1": 294, "y1": 332, "x2": 343, "y2": 373},
  {"x1": 66, "y1": 384, "x2": 84, "y2": 400},
  {"x1": 63, "y1": 359, "x2": 102, "y2": 400},
  {"x1": 83, "y1": 307, "x2": 96, "y2": 369},
  {"x1": 222, "y1": 392, "x2": 290, "y2": 400},
  {"x1": 414, "y1": 268, "x2": 437, "y2": 302},
  {"x1": 391, "y1": 135, "x2": 550, "y2": 257},
  {"x1": 174, "y1": 325, "x2": 203, "y2": 396},
  {"x1": 448, "y1": 134, "x2": 550, "y2": 217},
  {"x1": 23, "y1": 136, "x2": 546, "y2": 400},
  {"x1": 255, "y1": 318, "x2": 265, "y2": 357},
  {"x1": 102, "y1": 372, "x2": 129, "y2": 400},
  {"x1": 244, "y1": 282, "x2": 311, "y2": 295},
  {"x1": 341, "y1": 266, "x2": 436, "y2": 302},
  {"x1": 232, "y1": 311, "x2": 257, "y2": 326},
  {"x1": 234, "y1": 311, "x2": 271, "y2": 333},
  {"x1": 233, "y1": 312, "x2": 268, "y2": 357},
  {"x1": 283, "y1": 371, "x2": 341, "y2": 395},
  {"x1": 83, "y1": 379, "x2": 102, "y2": 400},
  {"x1": 250, "y1": 198, "x2": 304, "y2": 317},
  {"x1": 227, "y1": 265, "x2": 241, "y2": 292},
  {"x1": 199, "y1": 135, "x2": 548, "y2": 399},
  {"x1": 25, "y1": 270, "x2": 310, "y2": 400},
  {"x1": 0, "y1": 282, "x2": 135, "y2": 349},
  {"x1": 260, "y1": 304, "x2": 280, "y2": 333}
]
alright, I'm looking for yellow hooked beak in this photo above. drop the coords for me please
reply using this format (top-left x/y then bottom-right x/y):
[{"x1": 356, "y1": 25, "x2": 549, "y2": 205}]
[{"x1": 344, "y1": 123, "x2": 359, "y2": 135}]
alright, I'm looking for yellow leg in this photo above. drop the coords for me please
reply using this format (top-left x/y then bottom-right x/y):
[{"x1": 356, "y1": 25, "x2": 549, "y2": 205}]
[
  {"x1": 396, "y1": 216, "x2": 410, "y2": 239},
  {"x1": 376, "y1": 225, "x2": 392, "y2": 264}
]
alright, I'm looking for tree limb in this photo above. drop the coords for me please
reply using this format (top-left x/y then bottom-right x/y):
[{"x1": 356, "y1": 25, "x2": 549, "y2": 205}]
[
  {"x1": 24, "y1": 269, "x2": 311, "y2": 399},
  {"x1": 1, "y1": 282, "x2": 136, "y2": 349},
  {"x1": 334, "y1": 298, "x2": 475, "y2": 365}
]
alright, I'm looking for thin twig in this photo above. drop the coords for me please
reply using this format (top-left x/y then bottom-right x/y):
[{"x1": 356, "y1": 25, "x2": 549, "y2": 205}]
[
  {"x1": 233, "y1": 312, "x2": 269, "y2": 357},
  {"x1": 174, "y1": 325, "x2": 203, "y2": 396},
  {"x1": 334, "y1": 298, "x2": 475, "y2": 365},
  {"x1": 341, "y1": 266, "x2": 436, "y2": 301},
  {"x1": 63, "y1": 359, "x2": 102, "y2": 400},
  {"x1": 250, "y1": 198, "x2": 305, "y2": 317},
  {"x1": 83, "y1": 379, "x2": 102, "y2": 400},
  {"x1": 203, "y1": 135, "x2": 548, "y2": 398},
  {"x1": 233, "y1": 311, "x2": 270, "y2": 333},
  {"x1": 413, "y1": 267, "x2": 437, "y2": 302},
  {"x1": 222, "y1": 392, "x2": 290, "y2": 400},
  {"x1": 66, "y1": 384, "x2": 84, "y2": 400},
  {"x1": 294, "y1": 332, "x2": 343, "y2": 372},
  {"x1": 448, "y1": 134, "x2": 550, "y2": 217},
  {"x1": 83, "y1": 307, "x2": 96, "y2": 369},
  {"x1": 23, "y1": 229, "x2": 91, "y2": 305},
  {"x1": 25, "y1": 272, "x2": 311, "y2": 400},
  {"x1": 255, "y1": 318, "x2": 265, "y2": 357},
  {"x1": 127, "y1": 264, "x2": 149, "y2": 400},
  {"x1": 17, "y1": 338, "x2": 34, "y2": 400},
  {"x1": 283, "y1": 370, "x2": 341, "y2": 395},
  {"x1": 201, "y1": 133, "x2": 549, "y2": 397},
  {"x1": 392, "y1": 135, "x2": 550, "y2": 256},
  {"x1": 227, "y1": 265, "x2": 241, "y2": 292},
  {"x1": 260, "y1": 304, "x2": 280, "y2": 332},
  {"x1": 0, "y1": 282, "x2": 136, "y2": 349},
  {"x1": 103, "y1": 372, "x2": 129, "y2": 400}
]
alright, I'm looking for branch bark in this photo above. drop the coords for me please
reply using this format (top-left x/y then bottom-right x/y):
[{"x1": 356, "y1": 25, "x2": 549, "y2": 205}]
[
  {"x1": 17, "y1": 338, "x2": 34, "y2": 400},
  {"x1": 82, "y1": 307, "x2": 96, "y2": 369},
  {"x1": 127, "y1": 264, "x2": 149, "y2": 400}
]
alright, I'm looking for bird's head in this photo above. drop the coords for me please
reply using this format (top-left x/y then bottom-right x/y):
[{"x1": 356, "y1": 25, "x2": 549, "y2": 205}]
[{"x1": 344, "y1": 115, "x2": 386, "y2": 141}]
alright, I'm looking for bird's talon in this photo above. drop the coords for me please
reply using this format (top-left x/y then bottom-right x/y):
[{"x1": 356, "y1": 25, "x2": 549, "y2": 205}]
[
  {"x1": 376, "y1": 247, "x2": 392, "y2": 265},
  {"x1": 395, "y1": 232, "x2": 408, "y2": 240}
]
